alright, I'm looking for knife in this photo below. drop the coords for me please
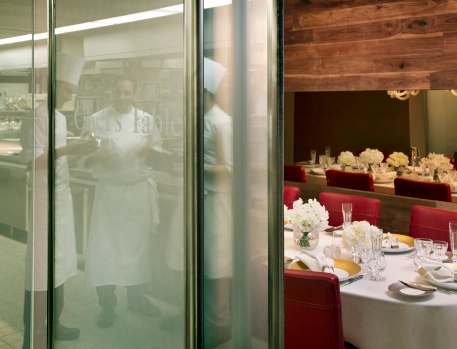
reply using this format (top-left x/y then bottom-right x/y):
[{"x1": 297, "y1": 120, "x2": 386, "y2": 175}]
[
  {"x1": 399, "y1": 280, "x2": 436, "y2": 291},
  {"x1": 340, "y1": 275, "x2": 363, "y2": 286}
]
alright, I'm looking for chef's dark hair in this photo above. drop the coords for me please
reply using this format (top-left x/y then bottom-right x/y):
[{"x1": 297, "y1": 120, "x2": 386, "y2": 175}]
[{"x1": 112, "y1": 72, "x2": 137, "y2": 92}]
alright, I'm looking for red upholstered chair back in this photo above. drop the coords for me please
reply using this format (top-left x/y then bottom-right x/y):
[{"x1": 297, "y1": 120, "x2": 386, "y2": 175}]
[
  {"x1": 394, "y1": 178, "x2": 452, "y2": 202},
  {"x1": 319, "y1": 191, "x2": 381, "y2": 227},
  {"x1": 409, "y1": 205, "x2": 457, "y2": 250},
  {"x1": 285, "y1": 269, "x2": 344, "y2": 349},
  {"x1": 284, "y1": 185, "x2": 300, "y2": 209},
  {"x1": 326, "y1": 169, "x2": 374, "y2": 192},
  {"x1": 284, "y1": 165, "x2": 307, "y2": 183}
]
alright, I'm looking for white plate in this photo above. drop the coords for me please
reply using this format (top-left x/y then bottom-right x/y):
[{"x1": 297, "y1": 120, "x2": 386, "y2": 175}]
[
  {"x1": 382, "y1": 242, "x2": 415, "y2": 253},
  {"x1": 388, "y1": 282, "x2": 435, "y2": 297},
  {"x1": 332, "y1": 229, "x2": 343, "y2": 237},
  {"x1": 8, "y1": 147, "x2": 21, "y2": 154},
  {"x1": 310, "y1": 168, "x2": 325, "y2": 175},
  {"x1": 284, "y1": 223, "x2": 293, "y2": 230}
]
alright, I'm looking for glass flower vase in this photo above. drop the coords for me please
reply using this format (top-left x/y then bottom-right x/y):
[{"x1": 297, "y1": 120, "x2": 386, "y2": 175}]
[
  {"x1": 293, "y1": 230, "x2": 319, "y2": 251},
  {"x1": 367, "y1": 164, "x2": 373, "y2": 173}
]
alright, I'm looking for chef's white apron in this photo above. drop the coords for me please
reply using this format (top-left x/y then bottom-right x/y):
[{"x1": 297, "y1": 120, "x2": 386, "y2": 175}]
[{"x1": 85, "y1": 178, "x2": 159, "y2": 286}]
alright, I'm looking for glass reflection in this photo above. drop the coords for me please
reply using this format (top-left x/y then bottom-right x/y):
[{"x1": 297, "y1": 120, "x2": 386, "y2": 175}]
[{"x1": 83, "y1": 73, "x2": 162, "y2": 327}]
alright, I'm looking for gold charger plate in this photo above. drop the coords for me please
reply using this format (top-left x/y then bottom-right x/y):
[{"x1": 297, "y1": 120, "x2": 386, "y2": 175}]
[
  {"x1": 418, "y1": 264, "x2": 457, "y2": 290},
  {"x1": 289, "y1": 259, "x2": 361, "y2": 281},
  {"x1": 382, "y1": 233, "x2": 415, "y2": 253}
]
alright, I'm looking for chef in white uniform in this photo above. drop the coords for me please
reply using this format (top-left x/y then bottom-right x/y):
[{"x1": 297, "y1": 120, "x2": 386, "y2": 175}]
[
  {"x1": 83, "y1": 73, "x2": 162, "y2": 328},
  {"x1": 201, "y1": 58, "x2": 233, "y2": 348},
  {"x1": 20, "y1": 53, "x2": 97, "y2": 348}
]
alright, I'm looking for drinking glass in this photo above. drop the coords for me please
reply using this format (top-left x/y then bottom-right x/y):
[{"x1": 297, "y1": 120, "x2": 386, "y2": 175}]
[
  {"x1": 432, "y1": 240, "x2": 448, "y2": 261},
  {"x1": 449, "y1": 169, "x2": 457, "y2": 186},
  {"x1": 310, "y1": 149, "x2": 317, "y2": 165},
  {"x1": 370, "y1": 231, "x2": 386, "y2": 282},
  {"x1": 437, "y1": 169, "x2": 448, "y2": 183},
  {"x1": 414, "y1": 238, "x2": 433, "y2": 269},
  {"x1": 378, "y1": 252, "x2": 387, "y2": 271},
  {"x1": 342, "y1": 203, "x2": 352, "y2": 230},
  {"x1": 325, "y1": 146, "x2": 331, "y2": 158},
  {"x1": 449, "y1": 221, "x2": 457, "y2": 263},
  {"x1": 429, "y1": 164, "x2": 436, "y2": 181},
  {"x1": 362, "y1": 161, "x2": 368, "y2": 173},
  {"x1": 327, "y1": 156, "x2": 335, "y2": 167},
  {"x1": 380, "y1": 162, "x2": 389, "y2": 174},
  {"x1": 319, "y1": 155, "x2": 328, "y2": 170},
  {"x1": 420, "y1": 162, "x2": 427, "y2": 177},
  {"x1": 360, "y1": 247, "x2": 372, "y2": 276},
  {"x1": 324, "y1": 244, "x2": 341, "y2": 260}
]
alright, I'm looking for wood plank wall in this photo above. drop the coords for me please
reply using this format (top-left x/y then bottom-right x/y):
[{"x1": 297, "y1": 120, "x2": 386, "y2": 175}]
[{"x1": 284, "y1": 0, "x2": 457, "y2": 91}]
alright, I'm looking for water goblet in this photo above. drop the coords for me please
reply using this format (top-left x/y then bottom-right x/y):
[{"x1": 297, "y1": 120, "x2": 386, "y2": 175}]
[
  {"x1": 380, "y1": 162, "x2": 389, "y2": 174},
  {"x1": 342, "y1": 203, "x2": 352, "y2": 230},
  {"x1": 325, "y1": 146, "x2": 331, "y2": 158},
  {"x1": 310, "y1": 149, "x2": 317, "y2": 165},
  {"x1": 449, "y1": 221, "x2": 457, "y2": 263},
  {"x1": 414, "y1": 238, "x2": 433, "y2": 269},
  {"x1": 432, "y1": 240, "x2": 448, "y2": 261},
  {"x1": 327, "y1": 156, "x2": 335, "y2": 167},
  {"x1": 437, "y1": 169, "x2": 448, "y2": 183},
  {"x1": 360, "y1": 247, "x2": 372, "y2": 276},
  {"x1": 362, "y1": 161, "x2": 368, "y2": 173},
  {"x1": 319, "y1": 155, "x2": 328, "y2": 170},
  {"x1": 378, "y1": 252, "x2": 387, "y2": 271},
  {"x1": 420, "y1": 162, "x2": 428, "y2": 177}
]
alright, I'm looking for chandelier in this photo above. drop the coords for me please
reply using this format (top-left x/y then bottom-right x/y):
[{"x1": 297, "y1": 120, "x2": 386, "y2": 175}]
[{"x1": 387, "y1": 90, "x2": 420, "y2": 101}]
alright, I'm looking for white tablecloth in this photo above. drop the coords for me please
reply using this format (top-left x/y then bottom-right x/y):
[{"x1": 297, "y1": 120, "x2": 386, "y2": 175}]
[{"x1": 285, "y1": 230, "x2": 457, "y2": 349}]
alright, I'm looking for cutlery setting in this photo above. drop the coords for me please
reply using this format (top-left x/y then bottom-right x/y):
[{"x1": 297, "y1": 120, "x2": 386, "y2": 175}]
[{"x1": 340, "y1": 275, "x2": 363, "y2": 287}]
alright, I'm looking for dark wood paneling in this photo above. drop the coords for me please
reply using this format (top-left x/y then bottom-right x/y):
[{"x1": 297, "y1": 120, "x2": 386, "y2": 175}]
[
  {"x1": 286, "y1": 181, "x2": 457, "y2": 235},
  {"x1": 292, "y1": 0, "x2": 457, "y2": 30},
  {"x1": 292, "y1": 91, "x2": 410, "y2": 162},
  {"x1": 285, "y1": 0, "x2": 457, "y2": 91},
  {"x1": 285, "y1": 72, "x2": 430, "y2": 91}
]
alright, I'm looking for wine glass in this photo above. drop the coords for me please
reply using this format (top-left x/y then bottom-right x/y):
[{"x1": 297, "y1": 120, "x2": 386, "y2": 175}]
[
  {"x1": 362, "y1": 161, "x2": 368, "y2": 173},
  {"x1": 411, "y1": 148, "x2": 421, "y2": 172},
  {"x1": 449, "y1": 221, "x2": 457, "y2": 263},
  {"x1": 380, "y1": 162, "x2": 389, "y2": 174},
  {"x1": 319, "y1": 155, "x2": 328, "y2": 170},
  {"x1": 327, "y1": 156, "x2": 335, "y2": 167},
  {"x1": 342, "y1": 203, "x2": 352, "y2": 230},
  {"x1": 310, "y1": 149, "x2": 317, "y2": 165},
  {"x1": 428, "y1": 164, "x2": 436, "y2": 181},
  {"x1": 360, "y1": 247, "x2": 372, "y2": 276},
  {"x1": 325, "y1": 146, "x2": 331, "y2": 158}
]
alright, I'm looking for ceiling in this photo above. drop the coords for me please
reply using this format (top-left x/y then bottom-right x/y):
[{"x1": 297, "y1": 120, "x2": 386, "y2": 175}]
[{"x1": 0, "y1": 0, "x2": 182, "y2": 39}]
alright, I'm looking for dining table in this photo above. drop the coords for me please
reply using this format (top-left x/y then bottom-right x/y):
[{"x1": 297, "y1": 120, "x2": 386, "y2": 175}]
[
  {"x1": 284, "y1": 229, "x2": 457, "y2": 349},
  {"x1": 301, "y1": 165, "x2": 457, "y2": 204}
]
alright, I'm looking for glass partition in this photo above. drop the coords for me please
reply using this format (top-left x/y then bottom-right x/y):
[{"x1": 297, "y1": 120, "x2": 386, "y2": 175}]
[
  {"x1": 0, "y1": 0, "x2": 280, "y2": 348},
  {"x1": 52, "y1": 2, "x2": 185, "y2": 348}
]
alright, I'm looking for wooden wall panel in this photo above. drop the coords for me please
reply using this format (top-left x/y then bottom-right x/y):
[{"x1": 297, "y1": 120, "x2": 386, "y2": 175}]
[
  {"x1": 292, "y1": 91, "x2": 410, "y2": 162},
  {"x1": 285, "y1": 0, "x2": 457, "y2": 91}
]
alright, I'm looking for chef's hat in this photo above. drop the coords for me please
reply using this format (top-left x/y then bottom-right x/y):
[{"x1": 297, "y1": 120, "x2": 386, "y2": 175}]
[
  {"x1": 56, "y1": 52, "x2": 85, "y2": 86},
  {"x1": 204, "y1": 58, "x2": 226, "y2": 94}
]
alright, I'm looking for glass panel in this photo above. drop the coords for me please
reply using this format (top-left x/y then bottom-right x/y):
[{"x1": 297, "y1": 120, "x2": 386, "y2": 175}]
[
  {"x1": 53, "y1": 2, "x2": 185, "y2": 348},
  {"x1": 202, "y1": 0, "x2": 270, "y2": 347},
  {"x1": 0, "y1": 1, "x2": 45, "y2": 348}
]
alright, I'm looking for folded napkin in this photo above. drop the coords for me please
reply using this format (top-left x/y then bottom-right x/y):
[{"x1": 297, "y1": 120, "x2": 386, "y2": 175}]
[
  {"x1": 298, "y1": 251, "x2": 335, "y2": 273},
  {"x1": 422, "y1": 259, "x2": 456, "y2": 283},
  {"x1": 382, "y1": 232, "x2": 399, "y2": 249}
]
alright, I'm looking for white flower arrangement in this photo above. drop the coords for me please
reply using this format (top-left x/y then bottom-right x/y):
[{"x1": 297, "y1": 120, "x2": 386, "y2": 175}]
[
  {"x1": 420, "y1": 153, "x2": 454, "y2": 172},
  {"x1": 359, "y1": 148, "x2": 384, "y2": 165},
  {"x1": 342, "y1": 220, "x2": 381, "y2": 250},
  {"x1": 337, "y1": 151, "x2": 356, "y2": 166},
  {"x1": 284, "y1": 205, "x2": 290, "y2": 225},
  {"x1": 289, "y1": 198, "x2": 329, "y2": 233},
  {"x1": 386, "y1": 152, "x2": 409, "y2": 168}
]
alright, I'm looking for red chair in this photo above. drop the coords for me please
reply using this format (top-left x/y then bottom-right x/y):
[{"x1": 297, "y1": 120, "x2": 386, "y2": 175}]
[
  {"x1": 326, "y1": 170, "x2": 374, "y2": 192},
  {"x1": 284, "y1": 185, "x2": 300, "y2": 209},
  {"x1": 285, "y1": 269, "x2": 356, "y2": 349},
  {"x1": 409, "y1": 205, "x2": 457, "y2": 250},
  {"x1": 284, "y1": 165, "x2": 307, "y2": 183},
  {"x1": 394, "y1": 178, "x2": 452, "y2": 202},
  {"x1": 319, "y1": 191, "x2": 380, "y2": 227}
]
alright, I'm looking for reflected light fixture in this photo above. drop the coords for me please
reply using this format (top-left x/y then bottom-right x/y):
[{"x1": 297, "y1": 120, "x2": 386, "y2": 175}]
[
  {"x1": 0, "y1": 0, "x2": 232, "y2": 46},
  {"x1": 387, "y1": 90, "x2": 420, "y2": 101}
]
